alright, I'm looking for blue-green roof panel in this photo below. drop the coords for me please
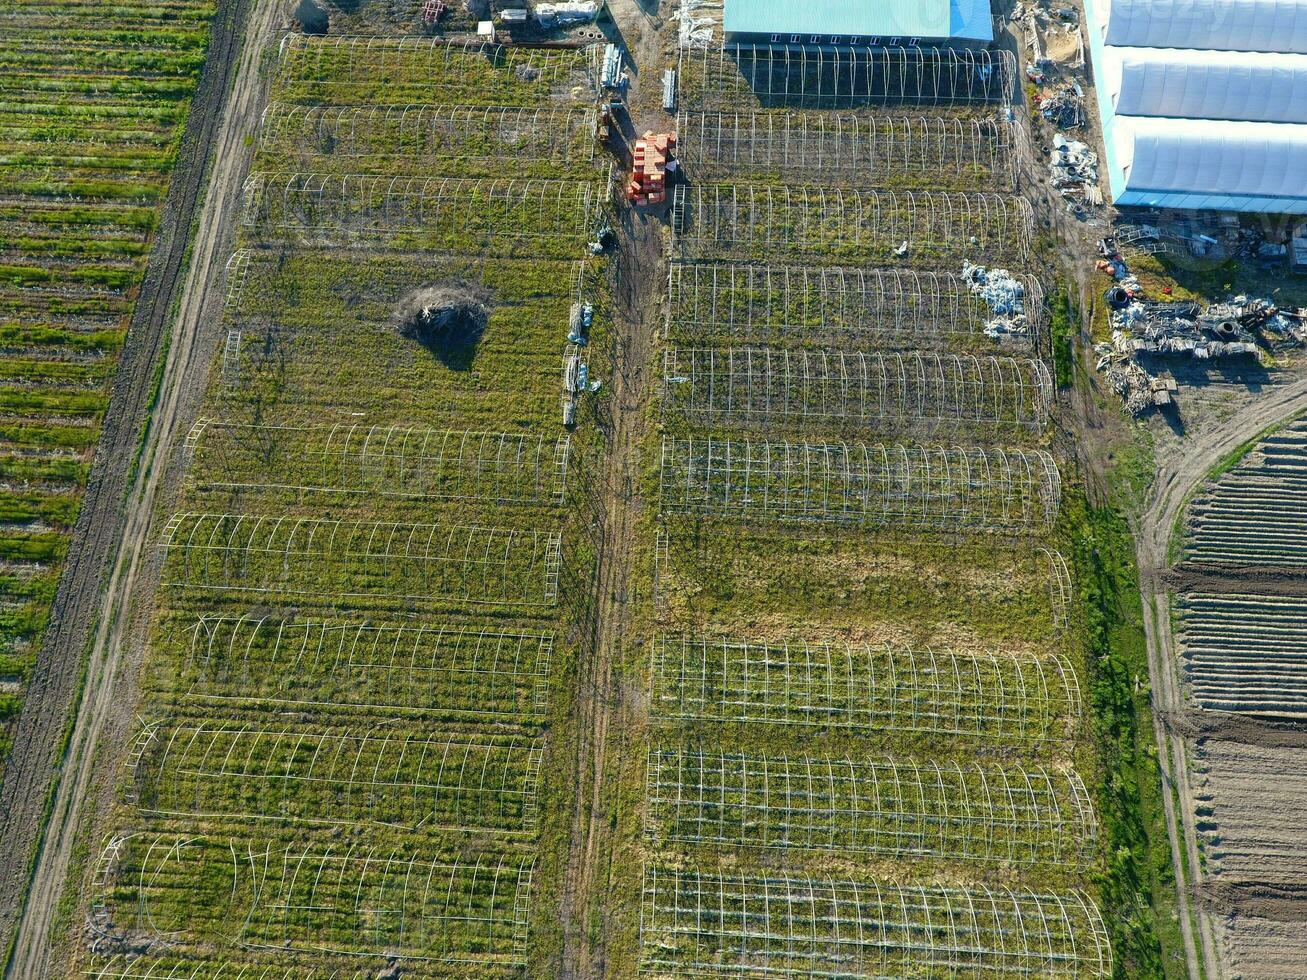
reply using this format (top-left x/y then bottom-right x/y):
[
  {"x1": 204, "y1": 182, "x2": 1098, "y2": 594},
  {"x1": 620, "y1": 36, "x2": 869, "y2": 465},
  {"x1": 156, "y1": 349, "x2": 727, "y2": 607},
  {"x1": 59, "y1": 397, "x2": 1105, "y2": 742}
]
[{"x1": 723, "y1": 0, "x2": 994, "y2": 43}]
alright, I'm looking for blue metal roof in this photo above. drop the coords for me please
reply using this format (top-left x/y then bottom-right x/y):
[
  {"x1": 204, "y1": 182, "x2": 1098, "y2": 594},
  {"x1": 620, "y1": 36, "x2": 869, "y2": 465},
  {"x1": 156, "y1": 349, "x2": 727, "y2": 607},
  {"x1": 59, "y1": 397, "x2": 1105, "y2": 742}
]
[{"x1": 723, "y1": 0, "x2": 994, "y2": 43}]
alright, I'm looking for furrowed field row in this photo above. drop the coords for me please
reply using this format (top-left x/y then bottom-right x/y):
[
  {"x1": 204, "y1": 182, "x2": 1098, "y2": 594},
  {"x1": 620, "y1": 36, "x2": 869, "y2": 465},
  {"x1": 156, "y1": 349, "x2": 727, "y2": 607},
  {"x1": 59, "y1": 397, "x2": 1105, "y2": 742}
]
[{"x1": 0, "y1": 1, "x2": 211, "y2": 765}]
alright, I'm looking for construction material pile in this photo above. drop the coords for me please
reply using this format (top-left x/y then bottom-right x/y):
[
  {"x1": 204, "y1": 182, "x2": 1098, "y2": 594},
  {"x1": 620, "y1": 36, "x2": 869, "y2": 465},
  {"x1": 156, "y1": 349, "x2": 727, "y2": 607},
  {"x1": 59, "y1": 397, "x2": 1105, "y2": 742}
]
[
  {"x1": 1049, "y1": 133, "x2": 1101, "y2": 212},
  {"x1": 961, "y1": 262, "x2": 1030, "y2": 341},
  {"x1": 1100, "y1": 357, "x2": 1176, "y2": 416},
  {"x1": 534, "y1": 0, "x2": 598, "y2": 27},
  {"x1": 628, "y1": 131, "x2": 676, "y2": 206}
]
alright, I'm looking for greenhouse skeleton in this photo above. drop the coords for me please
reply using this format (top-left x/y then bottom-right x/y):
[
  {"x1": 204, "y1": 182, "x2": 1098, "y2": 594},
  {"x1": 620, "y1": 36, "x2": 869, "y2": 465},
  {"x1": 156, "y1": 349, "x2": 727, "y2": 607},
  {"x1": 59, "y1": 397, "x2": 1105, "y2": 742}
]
[
  {"x1": 645, "y1": 748, "x2": 1097, "y2": 866},
  {"x1": 650, "y1": 634, "x2": 1081, "y2": 742},
  {"x1": 661, "y1": 348, "x2": 1052, "y2": 430},
  {"x1": 185, "y1": 420, "x2": 570, "y2": 505},
  {"x1": 658, "y1": 437, "x2": 1062, "y2": 531},
  {"x1": 666, "y1": 262, "x2": 1044, "y2": 346}
]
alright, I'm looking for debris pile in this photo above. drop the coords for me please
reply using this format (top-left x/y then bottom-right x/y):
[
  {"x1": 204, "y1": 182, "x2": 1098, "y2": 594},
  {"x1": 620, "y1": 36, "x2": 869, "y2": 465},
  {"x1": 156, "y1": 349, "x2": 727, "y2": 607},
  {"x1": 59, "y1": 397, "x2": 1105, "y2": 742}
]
[
  {"x1": 392, "y1": 284, "x2": 490, "y2": 352},
  {"x1": 1107, "y1": 298, "x2": 1260, "y2": 360},
  {"x1": 961, "y1": 262, "x2": 1030, "y2": 341},
  {"x1": 1037, "y1": 86, "x2": 1084, "y2": 128},
  {"x1": 1050, "y1": 133, "x2": 1097, "y2": 187},
  {"x1": 675, "y1": 0, "x2": 718, "y2": 49},
  {"x1": 1098, "y1": 355, "x2": 1177, "y2": 415}
]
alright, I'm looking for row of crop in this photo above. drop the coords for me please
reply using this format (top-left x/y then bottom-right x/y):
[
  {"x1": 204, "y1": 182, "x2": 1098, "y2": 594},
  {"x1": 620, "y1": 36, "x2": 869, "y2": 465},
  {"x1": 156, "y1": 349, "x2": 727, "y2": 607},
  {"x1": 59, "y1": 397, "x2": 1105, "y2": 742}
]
[{"x1": 0, "y1": 3, "x2": 214, "y2": 766}]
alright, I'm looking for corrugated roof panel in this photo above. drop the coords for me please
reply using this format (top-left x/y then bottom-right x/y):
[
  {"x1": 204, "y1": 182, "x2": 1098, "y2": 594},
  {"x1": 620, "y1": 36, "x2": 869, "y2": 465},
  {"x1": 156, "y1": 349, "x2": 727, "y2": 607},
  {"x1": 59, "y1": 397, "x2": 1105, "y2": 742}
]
[{"x1": 723, "y1": 0, "x2": 992, "y2": 42}]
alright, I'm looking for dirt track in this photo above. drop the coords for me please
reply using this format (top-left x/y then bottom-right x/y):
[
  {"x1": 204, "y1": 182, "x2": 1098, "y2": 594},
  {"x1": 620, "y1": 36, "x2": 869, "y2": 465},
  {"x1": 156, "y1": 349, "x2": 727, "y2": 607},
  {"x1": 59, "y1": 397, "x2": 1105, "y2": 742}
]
[
  {"x1": 558, "y1": 3, "x2": 666, "y2": 976},
  {"x1": 0, "y1": 0, "x2": 276, "y2": 971},
  {"x1": 1135, "y1": 373, "x2": 1307, "y2": 980}
]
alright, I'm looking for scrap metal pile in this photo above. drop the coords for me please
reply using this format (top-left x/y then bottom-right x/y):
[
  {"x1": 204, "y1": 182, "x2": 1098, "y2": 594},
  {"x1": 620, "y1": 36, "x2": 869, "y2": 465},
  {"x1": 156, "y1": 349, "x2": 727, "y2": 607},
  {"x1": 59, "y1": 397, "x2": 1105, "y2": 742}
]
[
  {"x1": 1037, "y1": 87, "x2": 1085, "y2": 128},
  {"x1": 961, "y1": 262, "x2": 1030, "y2": 341},
  {"x1": 1096, "y1": 291, "x2": 1306, "y2": 415}
]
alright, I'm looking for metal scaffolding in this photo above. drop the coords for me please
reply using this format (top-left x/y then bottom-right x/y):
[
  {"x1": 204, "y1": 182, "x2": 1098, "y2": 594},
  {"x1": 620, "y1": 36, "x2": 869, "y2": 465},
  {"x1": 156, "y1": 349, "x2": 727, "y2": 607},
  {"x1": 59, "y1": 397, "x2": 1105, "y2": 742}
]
[
  {"x1": 177, "y1": 614, "x2": 554, "y2": 719},
  {"x1": 675, "y1": 111, "x2": 1013, "y2": 189},
  {"x1": 138, "y1": 722, "x2": 543, "y2": 833},
  {"x1": 672, "y1": 184, "x2": 1033, "y2": 266},
  {"x1": 658, "y1": 437, "x2": 1061, "y2": 532},
  {"x1": 222, "y1": 249, "x2": 250, "y2": 315},
  {"x1": 639, "y1": 867, "x2": 1112, "y2": 978},
  {"x1": 157, "y1": 512, "x2": 563, "y2": 606},
  {"x1": 85, "y1": 958, "x2": 374, "y2": 980},
  {"x1": 645, "y1": 748, "x2": 1097, "y2": 867},
  {"x1": 241, "y1": 172, "x2": 601, "y2": 251},
  {"x1": 667, "y1": 262, "x2": 1043, "y2": 347},
  {"x1": 678, "y1": 44, "x2": 1016, "y2": 110},
  {"x1": 185, "y1": 420, "x2": 570, "y2": 505},
  {"x1": 649, "y1": 634, "x2": 1080, "y2": 742},
  {"x1": 275, "y1": 34, "x2": 598, "y2": 102},
  {"x1": 661, "y1": 348, "x2": 1051, "y2": 431},
  {"x1": 258, "y1": 102, "x2": 596, "y2": 169},
  {"x1": 103, "y1": 834, "x2": 534, "y2": 963}
]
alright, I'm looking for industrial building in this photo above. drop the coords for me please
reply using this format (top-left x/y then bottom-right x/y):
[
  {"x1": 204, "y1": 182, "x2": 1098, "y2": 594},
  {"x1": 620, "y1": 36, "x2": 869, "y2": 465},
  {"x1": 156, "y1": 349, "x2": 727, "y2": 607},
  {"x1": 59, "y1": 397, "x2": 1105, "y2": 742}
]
[
  {"x1": 1085, "y1": 0, "x2": 1307, "y2": 214},
  {"x1": 723, "y1": 0, "x2": 993, "y2": 47}
]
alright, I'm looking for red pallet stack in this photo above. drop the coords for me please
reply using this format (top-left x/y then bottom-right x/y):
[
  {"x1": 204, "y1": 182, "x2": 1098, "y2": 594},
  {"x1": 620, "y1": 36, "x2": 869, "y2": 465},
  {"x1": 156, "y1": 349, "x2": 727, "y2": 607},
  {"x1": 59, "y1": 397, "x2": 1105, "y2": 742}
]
[{"x1": 627, "y1": 130, "x2": 676, "y2": 206}]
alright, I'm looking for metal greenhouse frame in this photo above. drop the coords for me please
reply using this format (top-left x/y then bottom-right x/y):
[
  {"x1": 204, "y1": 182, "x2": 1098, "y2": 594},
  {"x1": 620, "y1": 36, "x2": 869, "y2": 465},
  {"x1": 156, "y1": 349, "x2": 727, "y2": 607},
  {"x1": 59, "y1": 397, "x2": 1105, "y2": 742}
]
[
  {"x1": 139, "y1": 722, "x2": 543, "y2": 833},
  {"x1": 666, "y1": 262, "x2": 1043, "y2": 347},
  {"x1": 672, "y1": 184, "x2": 1033, "y2": 266},
  {"x1": 179, "y1": 614, "x2": 554, "y2": 719},
  {"x1": 675, "y1": 110, "x2": 1013, "y2": 189},
  {"x1": 85, "y1": 958, "x2": 374, "y2": 980},
  {"x1": 241, "y1": 172, "x2": 601, "y2": 250},
  {"x1": 649, "y1": 634, "x2": 1081, "y2": 742},
  {"x1": 661, "y1": 348, "x2": 1052, "y2": 430},
  {"x1": 258, "y1": 102, "x2": 596, "y2": 167},
  {"x1": 639, "y1": 867, "x2": 1112, "y2": 978},
  {"x1": 157, "y1": 513, "x2": 562, "y2": 606},
  {"x1": 222, "y1": 249, "x2": 250, "y2": 314},
  {"x1": 645, "y1": 748, "x2": 1097, "y2": 867},
  {"x1": 678, "y1": 44, "x2": 1017, "y2": 110},
  {"x1": 276, "y1": 34, "x2": 598, "y2": 99},
  {"x1": 658, "y1": 437, "x2": 1062, "y2": 532},
  {"x1": 106, "y1": 834, "x2": 534, "y2": 963},
  {"x1": 185, "y1": 420, "x2": 570, "y2": 505}
]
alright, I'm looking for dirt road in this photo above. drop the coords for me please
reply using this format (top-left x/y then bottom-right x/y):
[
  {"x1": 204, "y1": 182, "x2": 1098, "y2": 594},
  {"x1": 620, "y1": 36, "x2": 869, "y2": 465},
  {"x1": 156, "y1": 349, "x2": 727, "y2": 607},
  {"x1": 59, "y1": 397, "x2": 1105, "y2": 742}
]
[
  {"x1": 1, "y1": 0, "x2": 278, "y2": 972},
  {"x1": 1135, "y1": 374, "x2": 1307, "y2": 980},
  {"x1": 559, "y1": 3, "x2": 667, "y2": 977}
]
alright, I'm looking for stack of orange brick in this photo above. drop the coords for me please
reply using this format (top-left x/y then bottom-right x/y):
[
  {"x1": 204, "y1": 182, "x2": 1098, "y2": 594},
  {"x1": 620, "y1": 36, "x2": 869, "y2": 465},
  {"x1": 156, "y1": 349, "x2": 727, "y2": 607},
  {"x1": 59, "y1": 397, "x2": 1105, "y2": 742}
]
[{"x1": 627, "y1": 130, "x2": 676, "y2": 206}]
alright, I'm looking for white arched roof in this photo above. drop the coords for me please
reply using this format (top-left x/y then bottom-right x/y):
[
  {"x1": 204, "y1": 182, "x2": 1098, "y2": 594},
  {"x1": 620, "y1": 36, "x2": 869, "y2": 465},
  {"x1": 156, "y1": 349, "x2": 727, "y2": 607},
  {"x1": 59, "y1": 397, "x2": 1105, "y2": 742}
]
[
  {"x1": 1117, "y1": 116, "x2": 1307, "y2": 201},
  {"x1": 1102, "y1": 0, "x2": 1307, "y2": 53},
  {"x1": 1103, "y1": 47, "x2": 1307, "y2": 123}
]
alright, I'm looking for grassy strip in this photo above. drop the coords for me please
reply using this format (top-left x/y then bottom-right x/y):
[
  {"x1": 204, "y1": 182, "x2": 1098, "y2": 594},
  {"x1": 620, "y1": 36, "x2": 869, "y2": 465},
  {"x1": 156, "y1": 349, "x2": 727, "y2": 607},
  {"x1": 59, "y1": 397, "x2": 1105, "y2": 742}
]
[
  {"x1": 1066, "y1": 492, "x2": 1184, "y2": 979},
  {"x1": 1049, "y1": 284, "x2": 1075, "y2": 389}
]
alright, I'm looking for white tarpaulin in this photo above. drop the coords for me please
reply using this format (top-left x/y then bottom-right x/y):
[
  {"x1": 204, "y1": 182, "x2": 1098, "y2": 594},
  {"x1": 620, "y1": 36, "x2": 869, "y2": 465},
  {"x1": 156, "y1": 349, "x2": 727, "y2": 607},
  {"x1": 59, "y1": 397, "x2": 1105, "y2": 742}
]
[
  {"x1": 1101, "y1": 0, "x2": 1307, "y2": 53},
  {"x1": 1104, "y1": 47, "x2": 1307, "y2": 123}
]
